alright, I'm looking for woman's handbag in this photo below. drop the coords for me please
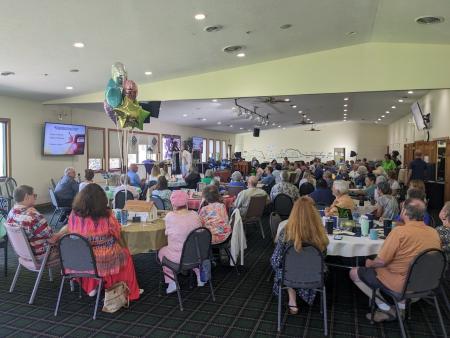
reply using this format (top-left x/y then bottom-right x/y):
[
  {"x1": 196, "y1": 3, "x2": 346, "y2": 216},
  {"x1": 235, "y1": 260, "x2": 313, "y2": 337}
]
[{"x1": 102, "y1": 281, "x2": 129, "y2": 313}]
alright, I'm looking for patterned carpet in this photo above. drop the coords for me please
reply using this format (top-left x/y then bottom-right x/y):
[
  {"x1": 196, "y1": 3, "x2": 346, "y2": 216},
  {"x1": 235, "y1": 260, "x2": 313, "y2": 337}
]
[{"x1": 0, "y1": 217, "x2": 449, "y2": 338}]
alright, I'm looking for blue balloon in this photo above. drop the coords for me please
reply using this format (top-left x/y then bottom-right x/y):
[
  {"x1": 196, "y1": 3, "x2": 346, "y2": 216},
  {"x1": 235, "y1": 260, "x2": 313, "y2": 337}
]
[{"x1": 106, "y1": 87, "x2": 123, "y2": 108}]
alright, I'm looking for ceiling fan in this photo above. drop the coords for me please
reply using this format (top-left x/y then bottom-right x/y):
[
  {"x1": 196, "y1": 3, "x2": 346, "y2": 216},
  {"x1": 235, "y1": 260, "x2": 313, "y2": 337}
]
[
  {"x1": 294, "y1": 113, "x2": 309, "y2": 125},
  {"x1": 305, "y1": 125, "x2": 321, "y2": 132},
  {"x1": 256, "y1": 96, "x2": 288, "y2": 104}
]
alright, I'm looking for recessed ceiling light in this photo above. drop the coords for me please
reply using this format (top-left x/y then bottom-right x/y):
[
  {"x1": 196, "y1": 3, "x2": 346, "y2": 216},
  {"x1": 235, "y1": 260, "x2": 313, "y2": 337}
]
[
  {"x1": 217, "y1": 121, "x2": 222, "y2": 125},
  {"x1": 212, "y1": 99, "x2": 218, "y2": 102},
  {"x1": 282, "y1": 127, "x2": 286, "y2": 130},
  {"x1": 144, "y1": 71, "x2": 152, "y2": 75},
  {"x1": 73, "y1": 42, "x2": 84, "y2": 48},
  {"x1": 407, "y1": 90, "x2": 414, "y2": 94},
  {"x1": 284, "y1": 98, "x2": 290, "y2": 102},
  {"x1": 391, "y1": 106, "x2": 396, "y2": 109},
  {"x1": 239, "y1": 127, "x2": 243, "y2": 130},
  {"x1": 344, "y1": 109, "x2": 348, "y2": 112},
  {"x1": 236, "y1": 53, "x2": 246, "y2": 58},
  {"x1": 381, "y1": 115, "x2": 385, "y2": 118},
  {"x1": 344, "y1": 97, "x2": 349, "y2": 101},
  {"x1": 378, "y1": 118, "x2": 381, "y2": 121},
  {"x1": 291, "y1": 105, "x2": 297, "y2": 108},
  {"x1": 194, "y1": 13, "x2": 206, "y2": 20},
  {"x1": 298, "y1": 110, "x2": 303, "y2": 114},
  {"x1": 247, "y1": 129, "x2": 251, "y2": 132},
  {"x1": 398, "y1": 99, "x2": 404, "y2": 103},
  {"x1": 65, "y1": 86, "x2": 73, "y2": 90},
  {"x1": 415, "y1": 16, "x2": 444, "y2": 25},
  {"x1": 229, "y1": 125, "x2": 233, "y2": 127},
  {"x1": 386, "y1": 111, "x2": 390, "y2": 114},
  {"x1": 272, "y1": 122, "x2": 276, "y2": 126},
  {"x1": 182, "y1": 114, "x2": 188, "y2": 117},
  {"x1": 343, "y1": 113, "x2": 347, "y2": 116},
  {"x1": 278, "y1": 125, "x2": 281, "y2": 128},
  {"x1": 344, "y1": 104, "x2": 348, "y2": 107},
  {"x1": 202, "y1": 118, "x2": 207, "y2": 121},
  {"x1": 307, "y1": 118, "x2": 310, "y2": 121},
  {"x1": 375, "y1": 121, "x2": 378, "y2": 124}
]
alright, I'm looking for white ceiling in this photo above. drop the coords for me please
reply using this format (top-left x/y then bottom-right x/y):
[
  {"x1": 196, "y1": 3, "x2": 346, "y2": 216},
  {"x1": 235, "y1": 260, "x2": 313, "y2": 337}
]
[
  {"x1": 0, "y1": 0, "x2": 449, "y2": 100},
  {"x1": 68, "y1": 89, "x2": 429, "y2": 133}
]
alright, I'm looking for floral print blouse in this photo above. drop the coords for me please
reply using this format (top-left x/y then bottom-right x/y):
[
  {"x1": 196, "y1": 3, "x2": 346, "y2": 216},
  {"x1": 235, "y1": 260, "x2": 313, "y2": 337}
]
[{"x1": 198, "y1": 202, "x2": 231, "y2": 244}]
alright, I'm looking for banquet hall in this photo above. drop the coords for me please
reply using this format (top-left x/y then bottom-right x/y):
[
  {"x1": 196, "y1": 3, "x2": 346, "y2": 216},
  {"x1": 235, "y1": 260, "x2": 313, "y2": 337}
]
[{"x1": 0, "y1": 1, "x2": 450, "y2": 337}]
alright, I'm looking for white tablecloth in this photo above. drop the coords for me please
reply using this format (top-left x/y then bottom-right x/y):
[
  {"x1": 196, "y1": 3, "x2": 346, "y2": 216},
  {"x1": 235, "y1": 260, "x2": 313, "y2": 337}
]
[
  {"x1": 327, "y1": 235, "x2": 384, "y2": 257},
  {"x1": 168, "y1": 180, "x2": 187, "y2": 188}
]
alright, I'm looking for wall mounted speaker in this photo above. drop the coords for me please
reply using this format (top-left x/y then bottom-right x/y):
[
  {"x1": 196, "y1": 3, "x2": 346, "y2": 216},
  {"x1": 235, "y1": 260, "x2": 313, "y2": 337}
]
[{"x1": 253, "y1": 128, "x2": 260, "y2": 137}]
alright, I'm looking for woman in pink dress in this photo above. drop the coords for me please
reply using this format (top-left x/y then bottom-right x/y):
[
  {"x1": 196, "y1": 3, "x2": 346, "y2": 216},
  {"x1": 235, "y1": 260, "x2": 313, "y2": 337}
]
[
  {"x1": 198, "y1": 185, "x2": 232, "y2": 244},
  {"x1": 158, "y1": 190, "x2": 203, "y2": 294},
  {"x1": 67, "y1": 184, "x2": 141, "y2": 300}
]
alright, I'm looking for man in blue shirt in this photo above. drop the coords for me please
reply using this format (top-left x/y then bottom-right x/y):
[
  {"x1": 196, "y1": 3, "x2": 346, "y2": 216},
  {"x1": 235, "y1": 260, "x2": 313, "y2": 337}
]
[
  {"x1": 408, "y1": 150, "x2": 427, "y2": 182},
  {"x1": 260, "y1": 166, "x2": 275, "y2": 186},
  {"x1": 309, "y1": 178, "x2": 335, "y2": 207},
  {"x1": 127, "y1": 163, "x2": 143, "y2": 188},
  {"x1": 54, "y1": 167, "x2": 79, "y2": 207}
]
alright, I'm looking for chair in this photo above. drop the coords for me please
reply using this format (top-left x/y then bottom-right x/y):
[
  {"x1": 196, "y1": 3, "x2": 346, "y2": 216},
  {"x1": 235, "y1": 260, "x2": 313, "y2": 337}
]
[
  {"x1": 211, "y1": 211, "x2": 239, "y2": 275},
  {"x1": 277, "y1": 243, "x2": 327, "y2": 335},
  {"x1": 243, "y1": 195, "x2": 267, "y2": 239},
  {"x1": 151, "y1": 195, "x2": 166, "y2": 210},
  {"x1": 158, "y1": 227, "x2": 215, "y2": 311},
  {"x1": 5, "y1": 223, "x2": 59, "y2": 304},
  {"x1": 114, "y1": 190, "x2": 134, "y2": 209},
  {"x1": 54, "y1": 234, "x2": 103, "y2": 320},
  {"x1": 269, "y1": 212, "x2": 283, "y2": 242},
  {"x1": 50, "y1": 178, "x2": 56, "y2": 189},
  {"x1": 369, "y1": 249, "x2": 447, "y2": 338},
  {"x1": 227, "y1": 185, "x2": 244, "y2": 197},
  {"x1": 0, "y1": 210, "x2": 8, "y2": 276},
  {"x1": 48, "y1": 188, "x2": 71, "y2": 227},
  {"x1": 273, "y1": 193, "x2": 294, "y2": 219}
]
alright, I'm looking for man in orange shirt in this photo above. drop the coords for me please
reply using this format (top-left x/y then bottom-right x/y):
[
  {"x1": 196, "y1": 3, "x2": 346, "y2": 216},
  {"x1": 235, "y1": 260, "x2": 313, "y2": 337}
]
[{"x1": 349, "y1": 199, "x2": 441, "y2": 322}]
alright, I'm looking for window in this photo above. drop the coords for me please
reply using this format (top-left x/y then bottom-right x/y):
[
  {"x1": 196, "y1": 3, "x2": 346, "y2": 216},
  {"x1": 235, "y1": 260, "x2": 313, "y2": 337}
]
[
  {"x1": 162, "y1": 134, "x2": 181, "y2": 160},
  {"x1": 126, "y1": 131, "x2": 159, "y2": 164},
  {"x1": 86, "y1": 127, "x2": 105, "y2": 171},
  {"x1": 215, "y1": 140, "x2": 221, "y2": 160},
  {"x1": 108, "y1": 129, "x2": 124, "y2": 171},
  {"x1": 0, "y1": 119, "x2": 10, "y2": 176},
  {"x1": 202, "y1": 139, "x2": 207, "y2": 162},
  {"x1": 208, "y1": 139, "x2": 214, "y2": 159},
  {"x1": 222, "y1": 141, "x2": 227, "y2": 160}
]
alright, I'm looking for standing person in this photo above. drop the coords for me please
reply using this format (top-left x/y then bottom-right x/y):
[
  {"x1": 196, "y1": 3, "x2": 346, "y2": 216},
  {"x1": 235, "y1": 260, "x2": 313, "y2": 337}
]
[
  {"x1": 181, "y1": 144, "x2": 193, "y2": 177},
  {"x1": 54, "y1": 167, "x2": 79, "y2": 207},
  {"x1": 408, "y1": 150, "x2": 427, "y2": 183},
  {"x1": 68, "y1": 184, "x2": 141, "y2": 300},
  {"x1": 79, "y1": 169, "x2": 95, "y2": 191},
  {"x1": 158, "y1": 191, "x2": 203, "y2": 294},
  {"x1": 392, "y1": 150, "x2": 402, "y2": 168},
  {"x1": 381, "y1": 154, "x2": 396, "y2": 172}
]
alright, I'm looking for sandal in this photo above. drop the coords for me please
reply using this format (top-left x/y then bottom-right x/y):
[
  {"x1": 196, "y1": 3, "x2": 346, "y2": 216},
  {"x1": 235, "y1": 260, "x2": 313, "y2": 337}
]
[{"x1": 288, "y1": 305, "x2": 299, "y2": 315}]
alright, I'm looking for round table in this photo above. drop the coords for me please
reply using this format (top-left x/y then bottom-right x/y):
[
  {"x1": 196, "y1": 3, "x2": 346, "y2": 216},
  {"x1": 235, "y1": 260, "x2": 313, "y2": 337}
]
[
  {"x1": 327, "y1": 234, "x2": 384, "y2": 257},
  {"x1": 187, "y1": 195, "x2": 235, "y2": 210},
  {"x1": 168, "y1": 180, "x2": 187, "y2": 189},
  {"x1": 121, "y1": 218, "x2": 167, "y2": 255}
]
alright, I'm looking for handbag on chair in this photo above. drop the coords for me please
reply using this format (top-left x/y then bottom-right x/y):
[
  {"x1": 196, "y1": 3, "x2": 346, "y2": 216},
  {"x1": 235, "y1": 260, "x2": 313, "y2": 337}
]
[{"x1": 102, "y1": 281, "x2": 129, "y2": 313}]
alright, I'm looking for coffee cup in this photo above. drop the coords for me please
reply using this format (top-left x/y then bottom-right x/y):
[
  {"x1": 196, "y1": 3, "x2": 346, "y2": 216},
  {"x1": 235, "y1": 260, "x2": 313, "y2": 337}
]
[
  {"x1": 326, "y1": 220, "x2": 334, "y2": 235},
  {"x1": 369, "y1": 229, "x2": 378, "y2": 240}
]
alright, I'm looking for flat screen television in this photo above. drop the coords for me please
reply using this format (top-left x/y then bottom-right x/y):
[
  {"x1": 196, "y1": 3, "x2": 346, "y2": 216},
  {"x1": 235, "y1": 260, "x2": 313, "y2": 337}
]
[
  {"x1": 411, "y1": 101, "x2": 430, "y2": 131},
  {"x1": 43, "y1": 122, "x2": 86, "y2": 155},
  {"x1": 192, "y1": 136, "x2": 203, "y2": 151}
]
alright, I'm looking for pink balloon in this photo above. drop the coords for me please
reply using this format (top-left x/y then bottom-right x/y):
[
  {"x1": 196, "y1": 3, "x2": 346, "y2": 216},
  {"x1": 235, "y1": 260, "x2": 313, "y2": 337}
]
[{"x1": 123, "y1": 79, "x2": 138, "y2": 101}]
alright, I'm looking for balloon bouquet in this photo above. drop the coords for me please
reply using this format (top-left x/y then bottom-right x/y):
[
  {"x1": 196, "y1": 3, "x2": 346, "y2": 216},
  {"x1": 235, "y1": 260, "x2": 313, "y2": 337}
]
[{"x1": 104, "y1": 62, "x2": 150, "y2": 130}]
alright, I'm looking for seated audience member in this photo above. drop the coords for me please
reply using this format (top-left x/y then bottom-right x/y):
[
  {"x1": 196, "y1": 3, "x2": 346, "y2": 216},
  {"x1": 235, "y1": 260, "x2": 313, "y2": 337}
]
[
  {"x1": 229, "y1": 171, "x2": 246, "y2": 188},
  {"x1": 158, "y1": 190, "x2": 203, "y2": 294},
  {"x1": 314, "y1": 164, "x2": 324, "y2": 180},
  {"x1": 349, "y1": 199, "x2": 441, "y2": 322},
  {"x1": 68, "y1": 184, "x2": 141, "y2": 300},
  {"x1": 409, "y1": 179, "x2": 426, "y2": 195},
  {"x1": 273, "y1": 164, "x2": 283, "y2": 184},
  {"x1": 381, "y1": 154, "x2": 397, "y2": 172},
  {"x1": 271, "y1": 196, "x2": 329, "y2": 313},
  {"x1": 270, "y1": 159, "x2": 277, "y2": 167},
  {"x1": 354, "y1": 166, "x2": 368, "y2": 187},
  {"x1": 79, "y1": 169, "x2": 95, "y2": 191},
  {"x1": 198, "y1": 185, "x2": 231, "y2": 244},
  {"x1": 322, "y1": 170, "x2": 334, "y2": 188},
  {"x1": 54, "y1": 167, "x2": 79, "y2": 207},
  {"x1": 349, "y1": 164, "x2": 360, "y2": 180},
  {"x1": 336, "y1": 165, "x2": 349, "y2": 181},
  {"x1": 373, "y1": 174, "x2": 387, "y2": 202},
  {"x1": 127, "y1": 163, "x2": 143, "y2": 188},
  {"x1": 260, "y1": 166, "x2": 275, "y2": 186},
  {"x1": 251, "y1": 157, "x2": 259, "y2": 168},
  {"x1": 201, "y1": 169, "x2": 214, "y2": 185},
  {"x1": 210, "y1": 177, "x2": 226, "y2": 193},
  {"x1": 373, "y1": 166, "x2": 387, "y2": 178},
  {"x1": 387, "y1": 170, "x2": 400, "y2": 196},
  {"x1": 148, "y1": 165, "x2": 161, "y2": 186},
  {"x1": 374, "y1": 181, "x2": 399, "y2": 220},
  {"x1": 114, "y1": 174, "x2": 139, "y2": 200},
  {"x1": 299, "y1": 171, "x2": 316, "y2": 188},
  {"x1": 7, "y1": 185, "x2": 63, "y2": 261},
  {"x1": 234, "y1": 176, "x2": 270, "y2": 218},
  {"x1": 282, "y1": 157, "x2": 290, "y2": 169},
  {"x1": 436, "y1": 202, "x2": 450, "y2": 259},
  {"x1": 299, "y1": 182, "x2": 315, "y2": 197},
  {"x1": 362, "y1": 173, "x2": 376, "y2": 201},
  {"x1": 325, "y1": 180, "x2": 355, "y2": 217},
  {"x1": 184, "y1": 167, "x2": 201, "y2": 189},
  {"x1": 270, "y1": 170, "x2": 300, "y2": 202},
  {"x1": 160, "y1": 162, "x2": 170, "y2": 179},
  {"x1": 309, "y1": 178, "x2": 335, "y2": 206},
  {"x1": 396, "y1": 188, "x2": 431, "y2": 226},
  {"x1": 149, "y1": 176, "x2": 173, "y2": 210}
]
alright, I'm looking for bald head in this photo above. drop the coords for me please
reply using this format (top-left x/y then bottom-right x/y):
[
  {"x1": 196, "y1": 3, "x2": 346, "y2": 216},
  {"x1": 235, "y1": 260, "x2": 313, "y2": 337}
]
[
  {"x1": 402, "y1": 198, "x2": 426, "y2": 222},
  {"x1": 414, "y1": 150, "x2": 422, "y2": 159},
  {"x1": 247, "y1": 176, "x2": 258, "y2": 187}
]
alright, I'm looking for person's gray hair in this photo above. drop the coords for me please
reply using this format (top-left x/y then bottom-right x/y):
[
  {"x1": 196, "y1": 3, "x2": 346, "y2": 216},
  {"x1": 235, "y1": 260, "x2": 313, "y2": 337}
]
[
  {"x1": 120, "y1": 174, "x2": 130, "y2": 185},
  {"x1": 333, "y1": 180, "x2": 349, "y2": 195},
  {"x1": 406, "y1": 188, "x2": 426, "y2": 201},
  {"x1": 204, "y1": 169, "x2": 213, "y2": 178},
  {"x1": 64, "y1": 167, "x2": 75, "y2": 175},
  {"x1": 14, "y1": 185, "x2": 34, "y2": 203},
  {"x1": 202, "y1": 185, "x2": 221, "y2": 203},
  {"x1": 377, "y1": 181, "x2": 391, "y2": 195},
  {"x1": 357, "y1": 166, "x2": 368, "y2": 175},
  {"x1": 442, "y1": 201, "x2": 450, "y2": 221},
  {"x1": 403, "y1": 198, "x2": 426, "y2": 221},
  {"x1": 231, "y1": 171, "x2": 242, "y2": 182},
  {"x1": 280, "y1": 170, "x2": 289, "y2": 182},
  {"x1": 375, "y1": 175, "x2": 387, "y2": 184}
]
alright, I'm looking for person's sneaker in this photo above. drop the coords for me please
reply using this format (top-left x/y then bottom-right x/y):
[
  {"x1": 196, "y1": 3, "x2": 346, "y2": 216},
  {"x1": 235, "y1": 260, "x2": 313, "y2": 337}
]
[
  {"x1": 366, "y1": 308, "x2": 400, "y2": 322},
  {"x1": 139, "y1": 289, "x2": 144, "y2": 295},
  {"x1": 166, "y1": 282, "x2": 177, "y2": 294},
  {"x1": 88, "y1": 289, "x2": 97, "y2": 297},
  {"x1": 197, "y1": 279, "x2": 205, "y2": 287}
]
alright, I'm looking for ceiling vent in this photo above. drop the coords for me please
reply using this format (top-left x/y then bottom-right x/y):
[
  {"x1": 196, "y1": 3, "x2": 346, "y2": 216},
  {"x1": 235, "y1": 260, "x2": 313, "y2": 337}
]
[
  {"x1": 223, "y1": 45, "x2": 244, "y2": 53},
  {"x1": 415, "y1": 16, "x2": 444, "y2": 24},
  {"x1": 1, "y1": 71, "x2": 15, "y2": 76},
  {"x1": 204, "y1": 25, "x2": 223, "y2": 33}
]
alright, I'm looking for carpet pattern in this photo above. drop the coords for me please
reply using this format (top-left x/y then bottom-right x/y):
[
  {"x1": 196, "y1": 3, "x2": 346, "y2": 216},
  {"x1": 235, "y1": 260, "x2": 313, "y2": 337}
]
[{"x1": 0, "y1": 217, "x2": 449, "y2": 338}]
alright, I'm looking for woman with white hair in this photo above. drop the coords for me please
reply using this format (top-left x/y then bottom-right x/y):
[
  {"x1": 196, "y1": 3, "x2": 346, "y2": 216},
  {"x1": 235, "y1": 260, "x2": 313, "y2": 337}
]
[
  {"x1": 270, "y1": 170, "x2": 300, "y2": 201},
  {"x1": 325, "y1": 180, "x2": 356, "y2": 217},
  {"x1": 228, "y1": 171, "x2": 246, "y2": 188},
  {"x1": 354, "y1": 166, "x2": 368, "y2": 187}
]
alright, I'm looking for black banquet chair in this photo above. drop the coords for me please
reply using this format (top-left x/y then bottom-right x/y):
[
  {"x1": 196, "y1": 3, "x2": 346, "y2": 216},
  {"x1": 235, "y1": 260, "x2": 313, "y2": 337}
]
[
  {"x1": 226, "y1": 185, "x2": 244, "y2": 197},
  {"x1": 54, "y1": 234, "x2": 103, "y2": 320},
  {"x1": 211, "y1": 211, "x2": 239, "y2": 275},
  {"x1": 0, "y1": 209, "x2": 8, "y2": 276},
  {"x1": 114, "y1": 190, "x2": 134, "y2": 209},
  {"x1": 273, "y1": 193, "x2": 294, "y2": 220},
  {"x1": 48, "y1": 189, "x2": 71, "y2": 228},
  {"x1": 243, "y1": 195, "x2": 267, "y2": 239},
  {"x1": 151, "y1": 195, "x2": 166, "y2": 210},
  {"x1": 269, "y1": 211, "x2": 283, "y2": 243},
  {"x1": 157, "y1": 227, "x2": 215, "y2": 311},
  {"x1": 368, "y1": 248, "x2": 448, "y2": 338},
  {"x1": 277, "y1": 243, "x2": 328, "y2": 335}
]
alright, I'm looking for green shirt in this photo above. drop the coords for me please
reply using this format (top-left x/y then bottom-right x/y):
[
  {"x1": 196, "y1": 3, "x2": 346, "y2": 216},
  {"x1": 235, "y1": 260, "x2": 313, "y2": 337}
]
[
  {"x1": 381, "y1": 160, "x2": 396, "y2": 172},
  {"x1": 201, "y1": 177, "x2": 213, "y2": 185}
]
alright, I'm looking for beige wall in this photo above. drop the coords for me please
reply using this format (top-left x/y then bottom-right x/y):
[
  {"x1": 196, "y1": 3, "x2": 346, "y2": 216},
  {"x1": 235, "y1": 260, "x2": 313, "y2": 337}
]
[
  {"x1": 388, "y1": 89, "x2": 450, "y2": 159},
  {"x1": 235, "y1": 122, "x2": 388, "y2": 162},
  {"x1": 0, "y1": 95, "x2": 235, "y2": 204}
]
